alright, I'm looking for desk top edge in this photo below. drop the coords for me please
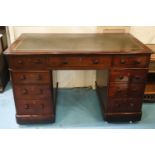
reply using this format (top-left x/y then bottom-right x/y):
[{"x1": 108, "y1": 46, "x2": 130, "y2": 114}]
[{"x1": 4, "y1": 33, "x2": 153, "y2": 55}]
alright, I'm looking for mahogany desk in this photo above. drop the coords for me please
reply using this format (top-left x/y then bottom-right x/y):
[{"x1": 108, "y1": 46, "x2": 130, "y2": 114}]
[{"x1": 4, "y1": 33, "x2": 152, "y2": 124}]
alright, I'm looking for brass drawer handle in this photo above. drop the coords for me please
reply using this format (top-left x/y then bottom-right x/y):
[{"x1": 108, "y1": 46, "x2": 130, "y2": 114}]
[
  {"x1": 17, "y1": 60, "x2": 23, "y2": 64},
  {"x1": 134, "y1": 76, "x2": 141, "y2": 80},
  {"x1": 115, "y1": 103, "x2": 120, "y2": 107},
  {"x1": 92, "y1": 59, "x2": 99, "y2": 64},
  {"x1": 20, "y1": 75, "x2": 26, "y2": 80},
  {"x1": 134, "y1": 60, "x2": 141, "y2": 65},
  {"x1": 120, "y1": 59, "x2": 126, "y2": 64},
  {"x1": 119, "y1": 75, "x2": 124, "y2": 80},
  {"x1": 62, "y1": 58, "x2": 68, "y2": 64},
  {"x1": 22, "y1": 89, "x2": 28, "y2": 95},
  {"x1": 116, "y1": 87, "x2": 121, "y2": 92},
  {"x1": 130, "y1": 103, "x2": 134, "y2": 107}
]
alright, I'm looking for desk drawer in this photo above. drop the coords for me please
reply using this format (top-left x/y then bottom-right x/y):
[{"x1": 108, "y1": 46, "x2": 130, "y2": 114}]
[
  {"x1": 109, "y1": 83, "x2": 145, "y2": 97},
  {"x1": 48, "y1": 55, "x2": 111, "y2": 68},
  {"x1": 16, "y1": 99, "x2": 53, "y2": 115},
  {"x1": 130, "y1": 69, "x2": 147, "y2": 83},
  {"x1": 113, "y1": 55, "x2": 150, "y2": 68},
  {"x1": 110, "y1": 70, "x2": 129, "y2": 82},
  {"x1": 109, "y1": 83, "x2": 128, "y2": 97},
  {"x1": 110, "y1": 69, "x2": 147, "y2": 83},
  {"x1": 129, "y1": 84, "x2": 145, "y2": 97},
  {"x1": 11, "y1": 71, "x2": 51, "y2": 84},
  {"x1": 14, "y1": 85, "x2": 51, "y2": 100},
  {"x1": 8, "y1": 56, "x2": 47, "y2": 69},
  {"x1": 107, "y1": 98, "x2": 142, "y2": 113}
]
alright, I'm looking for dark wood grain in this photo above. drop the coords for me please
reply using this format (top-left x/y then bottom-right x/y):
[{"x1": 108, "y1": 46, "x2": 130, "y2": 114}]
[
  {"x1": 8, "y1": 55, "x2": 47, "y2": 69},
  {"x1": 48, "y1": 55, "x2": 112, "y2": 69},
  {"x1": 110, "y1": 69, "x2": 148, "y2": 83},
  {"x1": 14, "y1": 85, "x2": 52, "y2": 100},
  {"x1": 11, "y1": 71, "x2": 51, "y2": 84},
  {"x1": 113, "y1": 54, "x2": 150, "y2": 68},
  {"x1": 107, "y1": 98, "x2": 142, "y2": 113},
  {"x1": 16, "y1": 99, "x2": 53, "y2": 115}
]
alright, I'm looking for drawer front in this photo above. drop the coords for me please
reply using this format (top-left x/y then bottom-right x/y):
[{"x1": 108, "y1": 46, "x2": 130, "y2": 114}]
[
  {"x1": 16, "y1": 99, "x2": 53, "y2": 115},
  {"x1": 129, "y1": 84, "x2": 145, "y2": 97},
  {"x1": 109, "y1": 83, "x2": 145, "y2": 97},
  {"x1": 11, "y1": 71, "x2": 51, "y2": 84},
  {"x1": 85, "y1": 56, "x2": 111, "y2": 66},
  {"x1": 107, "y1": 98, "x2": 142, "y2": 112},
  {"x1": 113, "y1": 55, "x2": 150, "y2": 68},
  {"x1": 8, "y1": 56, "x2": 47, "y2": 69},
  {"x1": 49, "y1": 56, "x2": 111, "y2": 68},
  {"x1": 110, "y1": 69, "x2": 147, "y2": 83},
  {"x1": 110, "y1": 70, "x2": 130, "y2": 82},
  {"x1": 109, "y1": 83, "x2": 128, "y2": 97},
  {"x1": 130, "y1": 70, "x2": 147, "y2": 83},
  {"x1": 14, "y1": 85, "x2": 51, "y2": 100}
]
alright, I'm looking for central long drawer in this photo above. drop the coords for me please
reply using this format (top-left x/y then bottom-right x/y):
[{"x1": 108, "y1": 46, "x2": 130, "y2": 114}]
[{"x1": 8, "y1": 55, "x2": 112, "y2": 69}]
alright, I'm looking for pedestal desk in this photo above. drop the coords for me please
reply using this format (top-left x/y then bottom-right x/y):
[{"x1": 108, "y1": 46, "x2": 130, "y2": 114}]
[{"x1": 4, "y1": 33, "x2": 152, "y2": 124}]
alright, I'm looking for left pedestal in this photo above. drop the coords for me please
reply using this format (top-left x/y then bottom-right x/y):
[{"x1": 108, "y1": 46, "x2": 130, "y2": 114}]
[{"x1": 8, "y1": 55, "x2": 55, "y2": 124}]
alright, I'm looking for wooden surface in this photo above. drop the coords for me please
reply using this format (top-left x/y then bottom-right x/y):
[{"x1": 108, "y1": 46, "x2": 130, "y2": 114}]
[
  {"x1": 5, "y1": 33, "x2": 152, "y2": 55},
  {"x1": 4, "y1": 33, "x2": 152, "y2": 123}
]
